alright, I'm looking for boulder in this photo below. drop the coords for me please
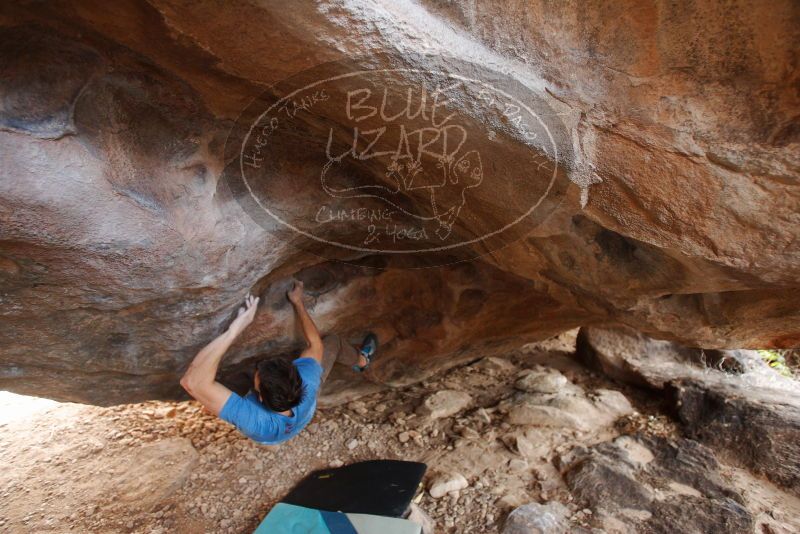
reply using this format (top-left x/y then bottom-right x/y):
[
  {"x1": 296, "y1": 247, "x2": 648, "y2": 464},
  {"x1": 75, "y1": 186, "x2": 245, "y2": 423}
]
[
  {"x1": 0, "y1": 1, "x2": 798, "y2": 404},
  {"x1": 512, "y1": 430, "x2": 550, "y2": 460},
  {"x1": 417, "y1": 390, "x2": 473, "y2": 419},
  {"x1": 507, "y1": 370, "x2": 633, "y2": 431},
  {"x1": 515, "y1": 371, "x2": 569, "y2": 394},
  {"x1": 576, "y1": 326, "x2": 703, "y2": 388},
  {"x1": 674, "y1": 379, "x2": 800, "y2": 495},
  {"x1": 503, "y1": 502, "x2": 569, "y2": 534},
  {"x1": 428, "y1": 472, "x2": 469, "y2": 499},
  {"x1": 560, "y1": 435, "x2": 754, "y2": 533},
  {"x1": 578, "y1": 326, "x2": 800, "y2": 495}
]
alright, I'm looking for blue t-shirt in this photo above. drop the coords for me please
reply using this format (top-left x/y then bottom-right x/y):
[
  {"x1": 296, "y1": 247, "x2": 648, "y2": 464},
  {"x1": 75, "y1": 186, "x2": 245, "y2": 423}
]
[{"x1": 219, "y1": 357, "x2": 322, "y2": 445}]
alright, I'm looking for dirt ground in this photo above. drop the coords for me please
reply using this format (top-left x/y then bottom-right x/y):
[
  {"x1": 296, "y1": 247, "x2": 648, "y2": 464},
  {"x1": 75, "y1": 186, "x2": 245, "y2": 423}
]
[{"x1": 1, "y1": 333, "x2": 798, "y2": 533}]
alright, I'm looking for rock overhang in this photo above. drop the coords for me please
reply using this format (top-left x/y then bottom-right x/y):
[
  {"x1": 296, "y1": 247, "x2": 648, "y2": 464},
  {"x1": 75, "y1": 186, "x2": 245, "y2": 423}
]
[{"x1": 0, "y1": 0, "x2": 798, "y2": 404}]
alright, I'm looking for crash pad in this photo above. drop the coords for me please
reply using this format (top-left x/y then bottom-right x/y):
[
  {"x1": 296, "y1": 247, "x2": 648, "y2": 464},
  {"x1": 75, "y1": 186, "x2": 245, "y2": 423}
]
[
  {"x1": 253, "y1": 503, "x2": 331, "y2": 534},
  {"x1": 282, "y1": 460, "x2": 427, "y2": 517},
  {"x1": 253, "y1": 503, "x2": 422, "y2": 534}
]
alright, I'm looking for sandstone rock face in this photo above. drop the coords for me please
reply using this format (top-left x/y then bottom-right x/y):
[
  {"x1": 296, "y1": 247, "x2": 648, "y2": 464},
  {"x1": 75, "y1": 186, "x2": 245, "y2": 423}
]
[
  {"x1": 675, "y1": 380, "x2": 800, "y2": 495},
  {"x1": 579, "y1": 326, "x2": 800, "y2": 495},
  {"x1": 560, "y1": 435, "x2": 754, "y2": 533},
  {"x1": 0, "y1": 1, "x2": 798, "y2": 404},
  {"x1": 578, "y1": 326, "x2": 798, "y2": 389},
  {"x1": 577, "y1": 326, "x2": 718, "y2": 388}
]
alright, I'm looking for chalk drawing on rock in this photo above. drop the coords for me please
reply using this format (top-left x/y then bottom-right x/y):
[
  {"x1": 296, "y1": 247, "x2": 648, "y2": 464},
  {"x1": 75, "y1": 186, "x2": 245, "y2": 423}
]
[{"x1": 223, "y1": 54, "x2": 573, "y2": 266}]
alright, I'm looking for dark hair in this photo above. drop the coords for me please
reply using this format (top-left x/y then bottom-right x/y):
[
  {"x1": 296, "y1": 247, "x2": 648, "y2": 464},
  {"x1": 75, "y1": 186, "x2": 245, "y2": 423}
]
[{"x1": 255, "y1": 357, "x2": 303, "y2": 412}]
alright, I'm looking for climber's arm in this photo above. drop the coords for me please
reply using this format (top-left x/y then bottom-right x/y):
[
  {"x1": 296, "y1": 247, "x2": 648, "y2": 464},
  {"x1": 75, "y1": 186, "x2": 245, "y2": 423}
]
[
  {"x1": 180, "y1": 294, "x2": 259, "y2": 415},
  {"x1": 287, "y1": 281, "x2": 323, "y2": 364}
]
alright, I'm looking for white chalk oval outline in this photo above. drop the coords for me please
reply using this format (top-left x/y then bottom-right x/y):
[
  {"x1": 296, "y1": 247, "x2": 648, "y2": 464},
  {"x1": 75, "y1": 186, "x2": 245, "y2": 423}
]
[{"x1": 239, "y1": 68, "x2": 559, "y2": 254}]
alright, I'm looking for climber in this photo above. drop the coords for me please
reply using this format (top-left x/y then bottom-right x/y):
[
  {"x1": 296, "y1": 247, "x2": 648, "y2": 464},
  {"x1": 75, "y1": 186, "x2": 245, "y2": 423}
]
[{"x1": 179, "y1": 281, "x2": 378, "y2": 444}]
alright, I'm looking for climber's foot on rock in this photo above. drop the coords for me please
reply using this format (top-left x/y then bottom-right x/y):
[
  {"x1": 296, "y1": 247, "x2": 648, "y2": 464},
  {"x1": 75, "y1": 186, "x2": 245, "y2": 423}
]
[{"x1": 353, "y1": 332, "x2": 378, "y2": 372}]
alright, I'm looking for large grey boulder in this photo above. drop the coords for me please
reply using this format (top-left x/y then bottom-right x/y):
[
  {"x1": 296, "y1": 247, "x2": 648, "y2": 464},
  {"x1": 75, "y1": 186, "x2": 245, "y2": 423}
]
[
  {"x1": 577, "y1": 326, "x2": 800, "y2": 495},
  {"x1": 559, "y1": 435, "x2": 753, "y2": 533}
]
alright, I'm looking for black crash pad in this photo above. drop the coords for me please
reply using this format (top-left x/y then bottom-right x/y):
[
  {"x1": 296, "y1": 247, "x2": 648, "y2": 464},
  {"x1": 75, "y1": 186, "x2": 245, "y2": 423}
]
[{"x1": 282, "y1": 459, "x2": 427, "y2": 518}]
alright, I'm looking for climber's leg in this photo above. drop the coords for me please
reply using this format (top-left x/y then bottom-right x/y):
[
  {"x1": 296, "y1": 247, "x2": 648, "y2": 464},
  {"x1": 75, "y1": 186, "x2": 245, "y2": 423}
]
[
  {"x1": 336, "y1": 339, "x2": 361, "y2": 368},
  {"x1": 351, "y1": 332, "x2": 378, "y2": 372},
  {"x1": 319, "y1": 333, "x2": 378, "y2": 381},
  {"x1": 319, "y1": 334, "x2": 342, "y2": 383}
]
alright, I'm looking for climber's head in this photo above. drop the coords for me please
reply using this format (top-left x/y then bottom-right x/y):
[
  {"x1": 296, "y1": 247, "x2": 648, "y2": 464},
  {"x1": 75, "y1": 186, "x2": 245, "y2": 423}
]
[{"x1": 253, "y1": 357, "x2": 303, "y2": 413}]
